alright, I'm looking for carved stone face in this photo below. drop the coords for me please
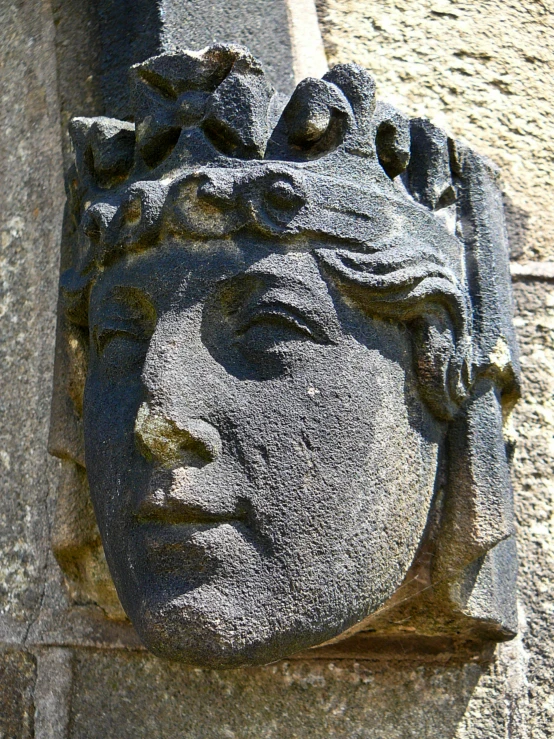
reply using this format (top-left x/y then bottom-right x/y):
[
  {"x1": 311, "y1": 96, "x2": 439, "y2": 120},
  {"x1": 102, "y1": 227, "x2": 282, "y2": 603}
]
[
  {"x1": 55, "y1": 46, "x2": 520, "y2": 665},
  {"x1": 83, "y1": 212, "x2": 444, "y2": 665}
]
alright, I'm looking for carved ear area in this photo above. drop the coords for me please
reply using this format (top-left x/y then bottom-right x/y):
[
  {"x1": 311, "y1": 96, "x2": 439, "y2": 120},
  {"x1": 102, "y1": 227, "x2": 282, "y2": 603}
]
[
  {"x1": 69, "y1": 117, "x2": 136, "y2": 189},
  {"x1": 266, "y1": 78, "x2": 352, "y2": 161},
  {"x1": 410, "y1": 315, "x2": 464, "y2": 421},
  {"x1": 404, "y1": 118, "x2": 456, "y2": 210},
  {"x1": 315, "y1": 247, "x2": 470, "y2": 419},
  {"x1": 373, "y1": 102, "x2": 411, "y2": 179}
]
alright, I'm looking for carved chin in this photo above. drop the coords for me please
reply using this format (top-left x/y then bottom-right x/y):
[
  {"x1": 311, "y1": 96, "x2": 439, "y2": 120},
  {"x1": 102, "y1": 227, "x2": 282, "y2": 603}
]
[
  {"x1": 134, "y1": 593, "x2": 340, "y2": 667},
  {"x1": 134, "y1": 587, "x2": 276, "y2": 667},
  {"x1": 125, "y1": 554, "x2": 406, "y2": 667}
]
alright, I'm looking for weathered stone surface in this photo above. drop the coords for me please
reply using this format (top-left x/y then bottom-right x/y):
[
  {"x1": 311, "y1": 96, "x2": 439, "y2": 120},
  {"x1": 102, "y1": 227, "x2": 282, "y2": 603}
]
[
  {"x1": 0, "y1": 0, "x2": 551, "y2": 736},
  {"x1": 316, "y1": 0, "x2": 554, "y2": 262},
  {"x1": 68, "y1": 652, "x2": 490, "y2": 738},
  {"x1": 0, "y1": 0, "x2": 64, "y2": 641},
  {"x1": 33, "y1": 648, "x2": 73, "y2": 739},
  {"x1": 51, "y1": 0, "x2": 295, "y2": 131},
  {"x1": 51, "y1": 44, "x2": 520, "y2": 667},
  {"x1": 160, "y1": 0, "x2": 296, "y2": 96},
  {"x1": 0, "y1": 650, "x2": 36, "y2": 739},
  {"x1": 511, "y1": 280, "x2": 554, "y2": 739},
  {"x1": 50, "y1": 0, "x2": 103, "y2": 166}
]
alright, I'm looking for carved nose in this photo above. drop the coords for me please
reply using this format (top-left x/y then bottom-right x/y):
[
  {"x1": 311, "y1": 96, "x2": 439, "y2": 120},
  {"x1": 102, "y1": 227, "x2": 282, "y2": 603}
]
[{"x1": 134, "y1": 402, "x2": 222, "y2": 469}]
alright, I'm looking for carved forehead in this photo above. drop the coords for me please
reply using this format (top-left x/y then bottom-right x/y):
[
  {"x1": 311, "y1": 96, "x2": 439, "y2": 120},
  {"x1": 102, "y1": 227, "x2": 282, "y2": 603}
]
[{"x1": 89, "y1": 249, "x2": 338, "y2": 321}]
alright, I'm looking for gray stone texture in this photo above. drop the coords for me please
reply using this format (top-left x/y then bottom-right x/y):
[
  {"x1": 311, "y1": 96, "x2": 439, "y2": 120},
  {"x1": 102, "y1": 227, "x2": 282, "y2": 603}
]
[
  {"x1": 151, "y1": 0, "x2": 295, "y2": 95},
  {"x1": 65, "y1": 652, "x2": 508, "y2": 739},
  {"x1": 511, "y1": 280, "x2": 554, "y2": 738},
  {"x1": 0, "y1": 0, "x2": 551, "y2": 736},
  {"x1": 0, "y1": 0, "x2": 64, "y2": 642},
  {"x1": 34, "y1": 648, "x2": 73, "y2": 739},
  {"x1": 0, "y1": 650, "x2": 36, "y2": 739},
  {"x1": 52, "y1": 0, "x2": 294, "y2": 129},
  {"x1": 56, "y1": 43, "x2": 521, "y2": 666}
]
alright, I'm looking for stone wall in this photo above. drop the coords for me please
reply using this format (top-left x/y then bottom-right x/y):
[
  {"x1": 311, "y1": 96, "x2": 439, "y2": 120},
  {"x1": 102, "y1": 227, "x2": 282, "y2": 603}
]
[
  {"x1": 0, "y1": 0, "x2": 551, "y2": 736},
  {"x1": 316, "y1": 0, "x2": 554, "y2": 263},
  {"x1": 0, "y1": 0, "x2": 65, "y2": 735}
]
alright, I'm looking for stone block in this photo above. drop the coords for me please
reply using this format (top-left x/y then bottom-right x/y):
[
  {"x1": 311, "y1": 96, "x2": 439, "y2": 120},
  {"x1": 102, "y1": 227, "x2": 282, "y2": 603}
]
[
  {"x1": 0, "y1": 650, "x2": 36, "y2": 739},
  {"x1": 69, "y1": 651, "x2": 487, "y2": 739}
]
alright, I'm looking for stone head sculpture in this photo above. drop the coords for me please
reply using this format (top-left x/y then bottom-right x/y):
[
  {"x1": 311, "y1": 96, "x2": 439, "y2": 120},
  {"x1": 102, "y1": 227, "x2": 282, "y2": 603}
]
[{"x1": 50, "y1": 45, "x2": 520, "y2": 666}]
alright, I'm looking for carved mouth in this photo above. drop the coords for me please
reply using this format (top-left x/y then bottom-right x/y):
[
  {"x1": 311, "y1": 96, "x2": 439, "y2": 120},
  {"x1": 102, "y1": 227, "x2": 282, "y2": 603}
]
[
  {"x1": 142, "y1": 519, "x2": 246, "y2": 545},
  {"x1": 134, "y1": 465, "x2": 249, "y2": 526},
  {"x1": 140, "y1": 520, "x2": 252, "y2": 577},
  {"x1": 136, "y1": 505, "x2": 245, "y2": 526}
]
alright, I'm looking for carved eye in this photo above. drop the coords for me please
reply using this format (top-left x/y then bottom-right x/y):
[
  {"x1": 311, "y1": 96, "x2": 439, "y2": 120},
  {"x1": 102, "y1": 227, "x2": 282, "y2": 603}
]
[
  {"x1": 237, "y1": 301, "x2": 330, "y2": 346},
  {"x1": 226, "y1": 294, "x2": 334, "y2": 383},
  {"x1": 202, "y1": 261, "x2": 340, "y2": 381},
  {"x1": 92, "y1": 287, "x2": 156, "y2": 360},
  {"x1": 94, "y1": 323, "x2": 147, "y2": 356}
]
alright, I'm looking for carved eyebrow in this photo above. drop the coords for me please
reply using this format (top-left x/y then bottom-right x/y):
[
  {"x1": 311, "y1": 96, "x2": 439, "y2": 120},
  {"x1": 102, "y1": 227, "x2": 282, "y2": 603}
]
[
  {"x1": 237, "y1": 295, "x2": 336, "y2": 345},
  {"x1": 315, "y1": 245, "x2": 468, "y2": 336},
  {"x1": 218, "y1": 268, "x2": 342, "y2": 345}
]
